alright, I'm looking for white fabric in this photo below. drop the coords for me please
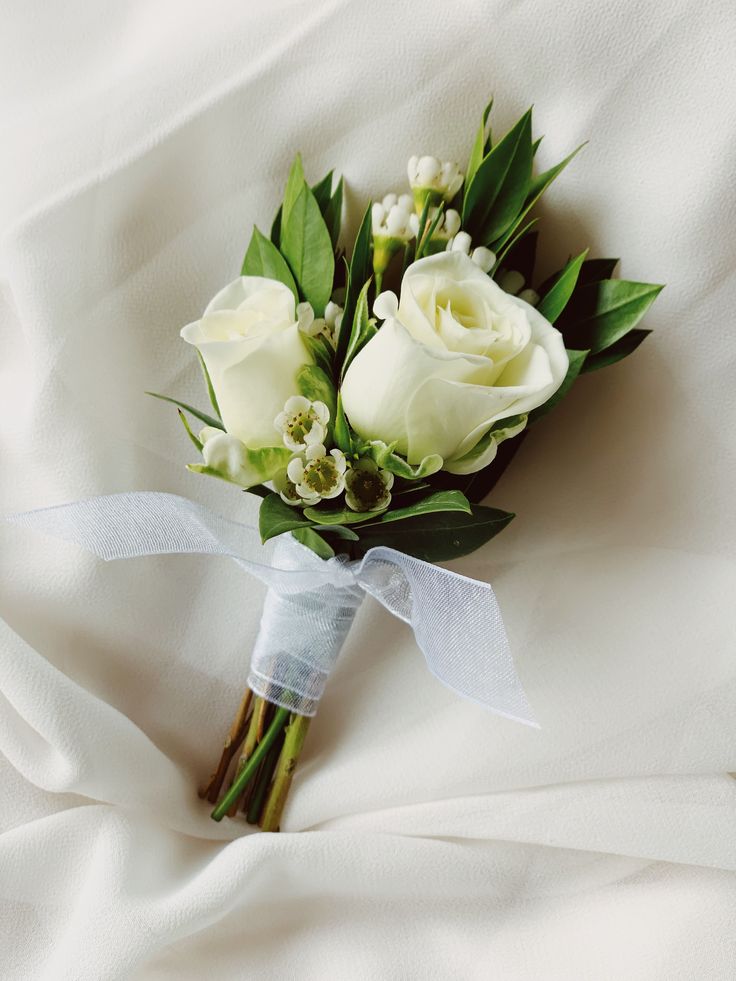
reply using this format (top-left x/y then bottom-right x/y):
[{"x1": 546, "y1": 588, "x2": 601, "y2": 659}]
[{"x1": 1, "y1": 1, "x2": 735, "y2": 978}]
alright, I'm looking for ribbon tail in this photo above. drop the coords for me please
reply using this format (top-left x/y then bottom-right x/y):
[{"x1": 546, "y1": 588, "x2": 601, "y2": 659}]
[{"x1": 356, "y1": 546, "x2": 538, "y2": 728}]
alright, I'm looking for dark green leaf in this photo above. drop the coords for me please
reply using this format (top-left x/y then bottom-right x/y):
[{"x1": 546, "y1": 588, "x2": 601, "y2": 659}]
[
  {"x1": 146, "y1": 391, "x2": 224, "y2": 430},
  {"x1": 195, "y1": 350, "x2": 222, "y2": 420},
  {"x1": 300, "y1": 332, "x2": 333, "y2": 376},
  {"x1": 362, "y1": 490, "x2": 471, "y2": 526},
  {"x1": 335, "y1": 204, "x2": 372, "y2": 374},
  {"x1": 492, "y1": 142, "x2": 585, "y2": 252},
  {"x1": 529, "y1": 349, "x2": 588, "y2": 422},
  {"x1": 311, "y1": 170, "x2": 334, "y2": 213},
  {"x1": 343, "y1": 279, "x2": 375, "y2": 374},
  {"x1": 582, "y1": 329, "x2": 651, "y2": 372},
  {"x1": 270, "y1": 206, "x2": 282, "y2": 247},
  {"x1": 304, "y1": 505, "x2": 384, "y2": 526},
  {"x1": 259, "y1": 494, "x2": 312, "y2": 543},
  {"x1": 559, "y1": 280, "x2": 663, "y2": 353},
  {"x1": 324, "y1": 177, "x2": 343, "y2": 249},
  {"x1": 577, "y1": 257, "x2": 619, "y2": 286},
  {"x1": 462, "y1": 108, "x2": 533, "y2": 245},
  {"x1": 177, "y1": 409, "x2": 203, "y2": 452},
  {"x1": 455, "y1": 433, "x2": 528, "y2": 504},
  {"x1": 282, "y1": 154, "x2": 306, "y2": 230},
  {"x1": 465, "y1": 98, "x2": 493, "y2": 190},
  {"x1": 333, "y1": 393, "x2": 353, "y2": 454},
  {"x1": 291, "y1": 527, "x2": 335, "y2": 559},
  {"x1": 355, "y1": 504, "x2": 515, "y2": 562},
  {"x1": 536, "y1": 250, "x2": 588, "y2": 323},
  {"x1": 241, "y1": 226, "x2": 298, "y2": 300}
]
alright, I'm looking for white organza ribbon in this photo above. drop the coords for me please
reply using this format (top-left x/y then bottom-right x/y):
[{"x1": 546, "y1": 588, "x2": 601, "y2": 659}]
[{"x1": 8, "y1": 492, "x2": 536, "y2": 725}]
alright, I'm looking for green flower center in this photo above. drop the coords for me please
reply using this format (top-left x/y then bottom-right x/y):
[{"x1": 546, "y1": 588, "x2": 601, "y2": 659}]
[
  {"x1": 304, "y1": 457, "x2": 339, "y2": 494},
  {"x1": 348, "y1": 470, "x2": 386, "y2": 509},
  {"x1": 287, "y1": 411, "x2": 312, "y2": 444}
]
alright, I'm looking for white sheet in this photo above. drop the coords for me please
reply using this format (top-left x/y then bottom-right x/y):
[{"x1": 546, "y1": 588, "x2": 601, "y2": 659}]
[{"x1": 1, "y1": 1, "x2": 735, "y2": 978}]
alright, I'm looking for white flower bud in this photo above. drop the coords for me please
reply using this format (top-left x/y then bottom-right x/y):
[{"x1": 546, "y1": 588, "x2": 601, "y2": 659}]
[
  {"x1": 498, "y1": 270, "x2": 525, "y2": 295},
  {"x1": 444, "y1": 209, "x2": 461, "y2": 237},
  {"x1": 418, "y1": 155, "x2": 442, "y2": 184},
  {"x1": 451, "y1": 231, "x2": 472, "y2": 254},
  {"x1": 324, "y1": 301, "x2": 343, "y2": 327},
  {"x1": 398, "y1": 193, "x2": 413, "y2": 212},
  {"x1": 518, "y1": 288, "x2": 540, "y2": 307},
  {"x1": 471, "y1": 246, "x2": 495, "y2": 273},
  {"x1": 371, "y1": 202, "x2": 387, "y2": 235},
  {"x1": 382, "y1": 192, "x2": 398, "y2": 211},
  {"x1": 385, "y1": 205, "x2": 408, "y2": 237}
]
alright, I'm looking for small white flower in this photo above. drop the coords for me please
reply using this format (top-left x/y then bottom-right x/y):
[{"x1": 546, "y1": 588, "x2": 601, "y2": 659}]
[
  {"x1": 372, "y1": 193, "x2": 416, "y2": 241},
  {"x1": 295, "y1": 301, "x2": 319, "y2": 335},
  {"x1": 407, "y1": 156, "x2": 464, "y2": 210},
  {"x1": 446, "y1": 234, "x2": 496, "y2": 273},
  {"x1": 274, "y1": 395, "x2": 330, "y2": 452},
  {"x1": 518, "y1": 288, "x2": 540, "y2": 307},
  {"x1": 345, "y1": 458, "x2": 394, "y2": 512},
  {"x1": 287, "y1": 444, "x2": 347, "y2": 502},
  {"x1": 448, "y1": 231, "x2": 473, "y2": 255},
  {"x1": 497, "y1": 269, "x2": 525, "y2": 296},
  {"x1": 272, "y1": 468, "x2": 320, "y2": 507},
  {"x1": 471, "y1": 246, "x2": 495, "y2": 274}
]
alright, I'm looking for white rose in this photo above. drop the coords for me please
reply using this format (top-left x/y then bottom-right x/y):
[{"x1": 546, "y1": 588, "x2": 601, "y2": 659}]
[
  {"x1": 181, "y1": 276, "x2": 314, "y2": 448},
  {"x1": 341, "y1": 251, "x2": 568, "y2": 474}
]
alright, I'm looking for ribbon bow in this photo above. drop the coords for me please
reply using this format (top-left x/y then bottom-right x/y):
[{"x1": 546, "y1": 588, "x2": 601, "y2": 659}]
[{"x1": 8, "y1": 492, "x2": 536, "y2": 726}]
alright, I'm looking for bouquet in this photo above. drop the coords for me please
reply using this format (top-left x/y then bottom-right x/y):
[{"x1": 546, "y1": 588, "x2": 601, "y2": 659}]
[{"x1": 11, "y1": 100, "x2": 661, "y2": 832}]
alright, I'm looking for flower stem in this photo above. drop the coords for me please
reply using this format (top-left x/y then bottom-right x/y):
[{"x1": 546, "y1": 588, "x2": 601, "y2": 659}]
[
  {"x1": 260, "y1": 714, "x2": 311, "y2": 832},
  {"x1": 200, "y1": 687, "x2": 253, "y2": 804},
  {"x1": 245, "y1": 729, "x2": 284, "y2": 823},
  {"x1": 211, "y1": 706, "x2": 290, "y2": 821}
]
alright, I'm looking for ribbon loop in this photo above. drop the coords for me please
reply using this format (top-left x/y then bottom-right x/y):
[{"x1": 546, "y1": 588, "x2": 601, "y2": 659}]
[{"x1": 7, "y1": 492, "x2": 537, "y2": 726}]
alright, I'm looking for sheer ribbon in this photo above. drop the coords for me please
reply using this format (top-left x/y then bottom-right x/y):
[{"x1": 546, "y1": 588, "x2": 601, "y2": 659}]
[{"x1": 8, "y1": 492, "x2": 536, "y2": 724}]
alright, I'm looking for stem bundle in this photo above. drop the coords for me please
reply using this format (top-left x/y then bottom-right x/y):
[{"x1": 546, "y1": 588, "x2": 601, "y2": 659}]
[{"x1": 206, "y1": 687, "x2": 312, "y2": 830}]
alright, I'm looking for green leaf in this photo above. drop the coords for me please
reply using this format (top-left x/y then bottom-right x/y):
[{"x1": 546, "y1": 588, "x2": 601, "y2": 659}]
[
  {"x1": 462, "y1": 108, "x2": 533, "y2": 245},
  {"x1": 558, "y1": 280, "x2": 663, "y2": 353},
  {"x1": 355, "y1": 504, "x2": 515, "y2": 562},
  {"x1": 366, "y1": 441, "x2": 443, "y2": 480},
  {"x1": 146, "y1": 391, "x2": 223, "y2": 430},
  {"x1": 300, "y1": 332, "x2": 333, "y2": 376},
  {"x1": 296, "y1": 364, "x2": 337, "y2": 421},
  {"x1": 259, "y1": 493, "x2": 312, "y2": 543},
  {"x1": 363, "y1": 490, "x2": 471, "y2": 526},
  {"x1": 281, "y1": 185, "x2": 335, "y2": 316},
  {"x1": 528, "y1": 349, "x2": 588, "y2": 422},
  {"x1": 536, "y1": 249, "x2": 589, "y2": 323},
  {"x1": 282, "y1": 154, "x2": 306, "y2": 231},
  {"x1": 241, "y1": 226, "x2": 298, "y2": 300},
  {"x1": 177, "y1": 409, "x2": 203, "y2": 452},
  {"x1": 335, "y1": 204, "x2": 373, "y2": 374},
  {"x1": 270, "y1": 206, "x2": 282, "y2": 248},
  {"x1": 492, "y1": 142, "x2": 585, "y2": 252},
  {"x1": 444, "y1": 415, "x2": 527, "y2": 475},
  {"x1": 582, "y1": 330, "x2": 651, "y2": 372},
  {"x1": 343, "y1": 279, "x2": 375, "y2": 374},
  {"x1": 304, "y1": 505, "x2": 384, "y2": 526},
  {"x1": 291, "y1": 527, "x2": 335, "y2": 559},
  {"x1": 195, "y1": 350, "x2": 222, "y2": 420},
  {"x1": 324, "y1": 177, "x2": 343, "y2": 249},
  {"x1": 311, "y1": 170, "x2": 334, "y2": 213},
  {"x1": 333, "y1": 393, "x2": 354, "y2": 454},
  {"x1": 466, "y1": 98, "x2": 493, "y2": 190},
  {"x1": 577, "y1": 257, "x2": 619, "y2": 286}
]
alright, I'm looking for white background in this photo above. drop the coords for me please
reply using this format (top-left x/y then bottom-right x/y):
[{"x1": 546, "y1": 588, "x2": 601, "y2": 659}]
[{"x1": 1, "y1": 1, "x2": 735, "y2": 978}]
